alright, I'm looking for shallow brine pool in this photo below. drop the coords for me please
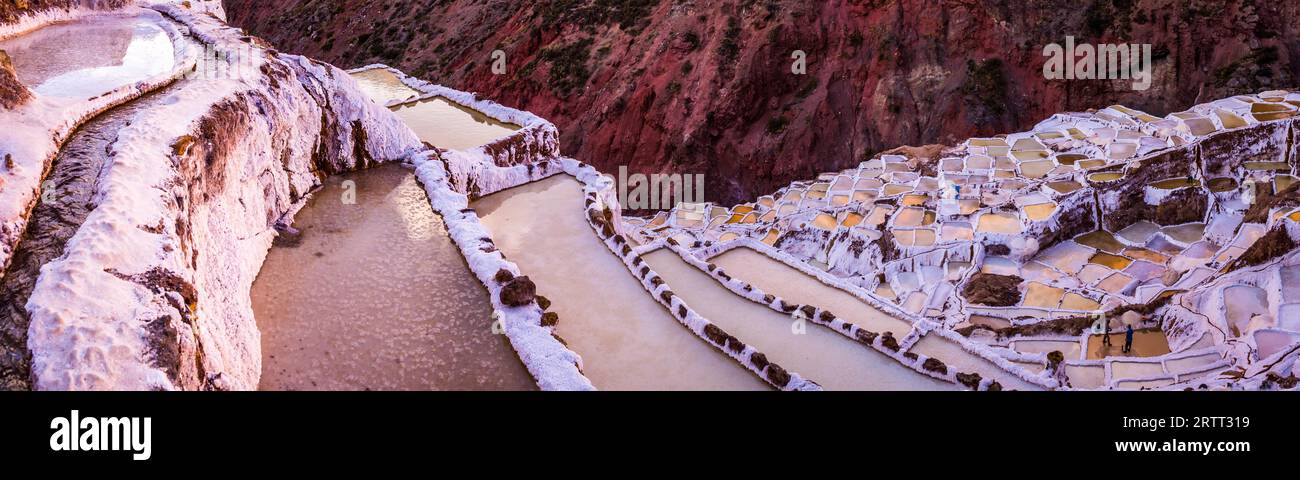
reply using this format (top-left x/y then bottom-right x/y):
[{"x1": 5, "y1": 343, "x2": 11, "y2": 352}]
[
  {"x1": 349, "y1": 68, "x2": 421, "y2": 105},
  {"x1": 392, "y1": 97, "x2": 522, "y2": 151},
  {"x1": 910, "y1": 335, "x2": 1044, "y2": 390},
  {"x1": 712, "y1": 248, "x2": 913, "y2": 335},
  {"x1": 643, "y1": 249, "x2": 955, "y2": 391},
  {"x1": 1086, "y1": 329, "x2": 1172, "y2": 359},
  {"x1": 0, "y1": 12, "x2": 174, "y2": 99},
  {"x1": 473, "y1": 176, "x2": 768, "y2": 390},
  {"x1": 252, "y1": 164, "x2": 535, "y2": 390}
]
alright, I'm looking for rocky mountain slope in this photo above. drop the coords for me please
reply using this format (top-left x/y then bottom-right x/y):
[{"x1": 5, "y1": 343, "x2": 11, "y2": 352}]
[{"x1": 222, "y1": 0, "x2": 1300, "y2": 204}]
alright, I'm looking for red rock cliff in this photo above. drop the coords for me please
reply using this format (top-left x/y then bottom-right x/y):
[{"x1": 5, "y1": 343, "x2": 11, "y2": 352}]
[{"x1": 223, "y1": 0, "x2": 1300, "y2": 204}]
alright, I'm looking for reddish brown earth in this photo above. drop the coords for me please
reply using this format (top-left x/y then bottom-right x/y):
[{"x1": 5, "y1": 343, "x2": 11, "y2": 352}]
[{"x1": 223, "y1": 0, "x2": 1300, "y2": 204}]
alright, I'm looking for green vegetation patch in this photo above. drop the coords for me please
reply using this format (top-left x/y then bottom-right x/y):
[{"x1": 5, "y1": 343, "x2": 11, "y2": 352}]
[{"x1": 541, "y1": 37, "x2": 595, "y2": 97}]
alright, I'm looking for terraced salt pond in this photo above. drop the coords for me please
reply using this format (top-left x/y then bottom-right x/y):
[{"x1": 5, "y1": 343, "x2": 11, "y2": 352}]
[
  {"x1": 473, "y1": 176, "x2": 767, "y2": 390},
  {"x1": 643, "y1": 249, "x2": 955, "y2": 390},
  {"x1": 349, "y1": 68, "x2": 420, "y2": 104},
  {"x1": 1254, "y1": 330, "x2": 1300, "y2": 360},
  {"x1": 0, "y1": 12, "x2": 174, "y2": 99},
  {"x1": 908, "y1": 335, "x2": 1043, "y2": 391},
  {"x1": 393, "y1": 98, "x2": 520, "y2": 150},
  {"x1": 623, "y1": 88, "x2": 1300, "y2": 389},
  {"x1": 976, "y1": 212, "x2": 1021, "y2": 234},
  {"x1": 347, "y1": 69, "x2": 521, "y2": 150},
  {"x1": 1224, "y1": 285, "x2": 1270, "y2": 337},
  {"x1": 712, "y1": 248, "x2": 912, "y2": 335},
  {"x1": 1089, "y1": 172, "x2": 1124, "y2": 183},
  {"x1": 709, "y1": 248, "x2": 1047, "y2": 389},
  {"x1": 1063, "y1": 364, "x2": 1106, "y2": 389},
  {"x1": 252, "y1": 164, "x2": 534, "y2": 390},
  {"x1": 1086, "y1": 329, "x2": 1172, "y2": 359},
  {"x1": 1023, "y1": 203, "x2": 1057, "y2": 221}
]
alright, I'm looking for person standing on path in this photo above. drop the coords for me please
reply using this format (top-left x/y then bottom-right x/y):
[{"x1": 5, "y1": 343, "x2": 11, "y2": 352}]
[
  {"x1": 1123, "y1": 325, "x2": 1135, "y2": 354},
  {"x1": 1102, "y1": 316, "x2": 1112, "y2": 347}
]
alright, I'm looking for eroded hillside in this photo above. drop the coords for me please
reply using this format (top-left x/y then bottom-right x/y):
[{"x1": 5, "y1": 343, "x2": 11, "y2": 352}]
[{"x1": 224, "y1": 0, "x2": 1300, "y2": 204}]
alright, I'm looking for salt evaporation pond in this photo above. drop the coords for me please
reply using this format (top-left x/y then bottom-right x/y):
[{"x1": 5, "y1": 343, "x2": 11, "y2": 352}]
[
  {"x1": 643, "y1": 250, "x2": 955, "y2": 390},
  {"x1": 392, "y1": 97, "x2": 521, "y2": 150},
  {"x1": 712, "y1": 248, "x2": 913, "y2": 336},
  {"x1": 252, "y1": 164, "x2": 535, "y2": 390},
  {"x1": 909, "y1": 335, "x2": 1044, "y2": 391},
  {"x1": 473, "y1": 176, "x2": 768, "y2": 390},
  {"x1": 0, "y1": 12, "x2": 174, "y2": 99},
  {"x1": 1086, "y1": 329, "x2": 1172, "y2": 359},
  {"x1": 704, "y1": 250, "x2": 1041, "y2": 390},
  {"x1": 347, "y1": 69, "x2": 520, "y2": 150},
  {"x1": 349, "y1": 68, "x2": 420, "y2": 104}
]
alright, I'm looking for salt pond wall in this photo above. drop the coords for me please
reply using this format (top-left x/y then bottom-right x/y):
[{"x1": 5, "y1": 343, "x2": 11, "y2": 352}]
[
  {"x1": 408, "y1": 152, "x2": 593, "y2": 390},
  {"x1": 1026, "y1": 185, "x2": 1096, "y2": 253},
  {"x1": 1097, "y1": 142, "x2": 1203, "y2": 232}
]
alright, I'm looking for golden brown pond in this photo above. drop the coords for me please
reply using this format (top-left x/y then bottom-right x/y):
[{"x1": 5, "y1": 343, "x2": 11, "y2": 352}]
[{"x1": 252, "y1": 164, "x2": 535, "y2": 391}]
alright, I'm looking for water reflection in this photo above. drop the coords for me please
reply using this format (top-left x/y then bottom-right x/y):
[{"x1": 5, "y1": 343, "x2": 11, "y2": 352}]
[{"x1": 0, "y1": 13, "x2": 174, "y2": 99}]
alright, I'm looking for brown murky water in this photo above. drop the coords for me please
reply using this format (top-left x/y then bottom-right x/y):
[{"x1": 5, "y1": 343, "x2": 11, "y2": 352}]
[
  {"x1": 0, "y1": 12, "x2": 174, "y2": 99},
  {"x1": 1076, "y1": 230, "x2": 1127, "y2": 254},
  {"x1": 251, "y1": 164, "x2": 535, "y2": 390},
  {"x1": 1047, "y1": 181, "x2": 1083, "y2": 194},
  {"x1": 1022, "y1": 203, "x2": 1058, "y2": 221},
  {"x1": 1088, "y1": 172, "x2": 1124, "y2": 183},
  {"x1": 1206, "y1": 177, "x2": 1237, "y2": 193},
  {"x1": 1150, "y1": 178, "x2": 1199, "y2": 190}
]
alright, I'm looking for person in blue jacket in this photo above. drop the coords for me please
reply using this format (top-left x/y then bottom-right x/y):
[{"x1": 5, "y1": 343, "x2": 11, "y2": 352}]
[{"x1": 1123, "y1": 325, "x2": 1135, "y2": 354}]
